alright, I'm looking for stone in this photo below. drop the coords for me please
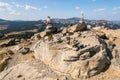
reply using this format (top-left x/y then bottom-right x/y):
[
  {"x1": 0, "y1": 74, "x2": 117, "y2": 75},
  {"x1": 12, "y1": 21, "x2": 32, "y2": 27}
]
[
  {"x1": 67, "y1": 24, "x2": 78, "y2": 33},
  {"x1": 0, "y1": 39, "x2": 15, "y2": 47},
  {"x1": 45, "y1": 25, "x2": 57, "y2": 34},
  {"x1": 87, "y1": 25, "x2": 92, "y2": 29},
  {"x1": 10, "y1": 45, "x2": 21, "y2": 52},
  {"x1": 80, "y1": 52, "x2": 90, "y2": 60},
  {"x1": 31, "y1": 33, "x2": 41, "y2": 40},
  {"x1": 67, "y1": 15, "x2": 87, "y2": 33},
  {"x1": 105, "y1": 40, "x2": 115, "y2": 51},
  {"x1": 46, "y1": 16, "x2": 51, "y2": 25},
  {"x1": 78, "y1": 22, "x2": 87, "y2": 31},
  {"x1": 18, "y1": 47, "x2": 30, "y2": 54},
  {"x1": 67, "y1": 23, "x2": 87, "y2": 33},
  {"x1": 40, "y1": 31, "x2": 47, "y2": 38},
  {"x1": 15, "y1": 39, "x2": 21, "y2": 44},
  {"x1": 73, "y1": 32, "x2": 81, "y2": 37},
  {"x1": 111, "y1": 48, "x2": 120, "y2": 72},
  {"x1": 95, "y1": 30, "x2": 107, "y2": 39},
  {"x1": 62, "y1": 27, "x2": 68, "y2": 35},
  {"x1": 45, "y1": 16, "x2": 57, "y2": 34}
]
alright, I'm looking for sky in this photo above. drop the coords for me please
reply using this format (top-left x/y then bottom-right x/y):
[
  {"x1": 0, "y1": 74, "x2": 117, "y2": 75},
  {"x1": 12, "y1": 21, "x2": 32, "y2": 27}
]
[{"x1": 0, "y1": 0, "x2": 120, "y2": 20}]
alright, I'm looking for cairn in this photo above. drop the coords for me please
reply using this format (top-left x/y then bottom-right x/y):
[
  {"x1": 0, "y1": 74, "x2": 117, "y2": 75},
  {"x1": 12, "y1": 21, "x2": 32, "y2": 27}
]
[
  {"x1": 67, "y1": 13, "x2": 87, "y2": 34},
  {"x1": 44, "y1": 16, "x2": 57, "y2": 41},
  {"x1": 77, "y1": 13, "x2": 87, "y2": 31}
]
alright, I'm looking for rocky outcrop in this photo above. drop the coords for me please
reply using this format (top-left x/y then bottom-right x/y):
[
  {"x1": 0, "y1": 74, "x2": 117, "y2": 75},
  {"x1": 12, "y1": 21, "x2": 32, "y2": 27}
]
[
  {"x1": 61, "y1": 15, "x2": 87, "y2": 35},
  {"x1": 101, "y1": 29, "x2": 120, "y2": 39},
  {"x1": 33, "y1": 31, "x2": 111, "y2": 79},
  {"x1": 0, "y1": 39, "x2": 15, "y2": 47},
  {"x1": 111, "y1": 48, "x2": 120, "y2": 72},
  {"x1": 31, "y1": 33, "x2": 41, "y2": 40},
  {"x1": 110, "y1": 38, "x2": 120, "y2": 73},
  {"x1": 67, "y1": 23, "x2": 87, "y2": 33},
  {"x1": 31, "y1": 17, "x2": 58, "y2": 41},
  {"x1": 0, "y1": 60, "x2": 74, "y2": 80},
  {"x1": 18, "y1": 47, "x2": 30, "y2": 54}
]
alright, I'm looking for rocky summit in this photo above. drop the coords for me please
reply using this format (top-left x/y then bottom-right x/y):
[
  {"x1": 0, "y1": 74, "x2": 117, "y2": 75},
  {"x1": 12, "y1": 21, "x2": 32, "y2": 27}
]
[{"x1": 0, "y1": 16, "x2": 120, "y2": 80}]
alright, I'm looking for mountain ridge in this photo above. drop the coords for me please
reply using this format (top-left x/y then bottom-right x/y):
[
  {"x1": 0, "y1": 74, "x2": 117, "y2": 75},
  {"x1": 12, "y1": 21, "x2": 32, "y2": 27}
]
[{"x1": 0, "y1": 17, "x2": 120, "y2": 33}]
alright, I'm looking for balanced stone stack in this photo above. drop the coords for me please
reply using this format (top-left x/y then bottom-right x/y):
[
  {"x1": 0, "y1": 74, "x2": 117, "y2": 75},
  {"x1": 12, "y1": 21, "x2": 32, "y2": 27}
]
[
  {"x1": 67, "y1": 14, "x2": 87, "y2": 33},
  {"x1": 45, "y1": 24, "x2": 57, "y2": 34},
  {"x1": 31, "y1": 16, "x2": 58, "y2": 41},
  {"x1": 45, "y1": 16, "x2": 57, "y2": 34}
]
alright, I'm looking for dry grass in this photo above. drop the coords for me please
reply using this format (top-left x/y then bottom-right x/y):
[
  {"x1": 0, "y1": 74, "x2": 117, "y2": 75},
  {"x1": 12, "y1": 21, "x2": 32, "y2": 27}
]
[{"x1": 0, "y1": 49, "x2": 14, "y2": 61}]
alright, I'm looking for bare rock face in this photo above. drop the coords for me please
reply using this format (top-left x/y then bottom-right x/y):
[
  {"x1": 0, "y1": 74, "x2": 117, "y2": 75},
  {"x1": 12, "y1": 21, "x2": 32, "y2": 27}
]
[
  {"x1": 62, "y1": 27, "x2": 68, "y2": 35},
  {"x1": 0, "y1": 60, "x2": 74, "y2": 80},
  {"x1": 111, "y1": 48, "x2": 120, "y2": 72},
  {"x1": 101, "y1": 29, "x2": 120, "y2": 40},
  {"x1": 94, "y1": 30, "x2": 106, "y2": 39},
  {"x1": 33, "y1": 32, "x2": 110, "y2": 79}
]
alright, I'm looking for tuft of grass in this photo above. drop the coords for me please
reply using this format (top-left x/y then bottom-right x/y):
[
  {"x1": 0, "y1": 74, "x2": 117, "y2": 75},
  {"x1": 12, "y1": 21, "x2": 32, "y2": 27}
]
[
  {"x1": 0, "y1": 49, "x2": 14, "y2": 61},
  {"x1": 0, "y1": 49, "x2": 14, "y2": 72}
]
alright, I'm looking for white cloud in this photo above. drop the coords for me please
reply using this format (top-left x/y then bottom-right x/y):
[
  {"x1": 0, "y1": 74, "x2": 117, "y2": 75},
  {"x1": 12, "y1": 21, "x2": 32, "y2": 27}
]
[
  {"x1": 9, "y1": 11, "x2": 21, "y2": 15},
  {"x1": 15, "y1": 4, "x2": 40, "y2": 10},
  {"x1": 113, "y1": 6, "x2": 120, "y2": 10},
  {"x1": 0, "y1": 2, "x2": 12, "y2": 11},
  {"x1": 0, "y1": 2, "x2": 46, "y2": 12},
  {"x1": 25, "y1": 5, "x2": 37, "y2": 10},
  {"x1": 94, "y1": 8, "x2": 105, "y2": 12},
  {"x1": 75, "y1": 6, "x2": 80, "y2": 10},
  {"x1": 0, "y1": 2, "x2": 22, "y2": 16}
]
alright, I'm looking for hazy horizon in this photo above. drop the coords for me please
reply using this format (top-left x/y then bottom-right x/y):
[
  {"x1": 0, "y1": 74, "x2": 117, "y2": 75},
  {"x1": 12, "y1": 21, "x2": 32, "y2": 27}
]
[
  {"x1": 1, "y1": 17, "x2": 120, "y2": 21},
  {"x1": 0, "y1": 0, "x2": 120, "y2": 20}
]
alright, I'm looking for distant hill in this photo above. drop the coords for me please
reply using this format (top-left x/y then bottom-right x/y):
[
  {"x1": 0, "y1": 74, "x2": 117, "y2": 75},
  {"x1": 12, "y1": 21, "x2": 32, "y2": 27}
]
[
  {"x1": 0, "y1": 20, "x2": 46, "y2": 33},
  {"x1": 52, "y1": 18, "x2": 120, "y2": 29},
  {"x1": 87, "y1": 20, "x2": 120, "y2": 29},
  {"x1": 0, "y1": 18, "x2": 120, "y2": 33},
  {"x1": 0, "y1": 19, "x2": 7, "y2": 21},
  {"x1": 112, "y1": 20, "x2": 120, "y2": 25},
  {"x1": 52, "y1": 17, "x2": 80, "y2": 24}
]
